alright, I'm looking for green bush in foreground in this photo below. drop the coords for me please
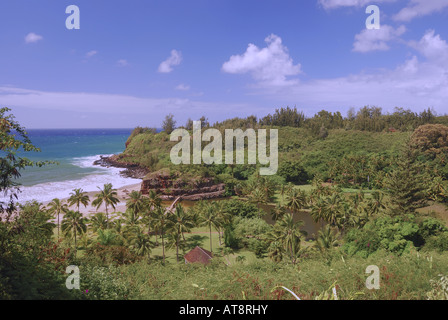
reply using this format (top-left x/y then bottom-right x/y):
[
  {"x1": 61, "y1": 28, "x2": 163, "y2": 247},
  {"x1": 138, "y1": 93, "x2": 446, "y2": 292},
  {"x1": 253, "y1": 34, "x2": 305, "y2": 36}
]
[
  {"x1": 343, "y1": 215, "x2": 448, "y2": 257},
  {"x1": 109, "y1": 250, "x2": 448, "y2": 300}
]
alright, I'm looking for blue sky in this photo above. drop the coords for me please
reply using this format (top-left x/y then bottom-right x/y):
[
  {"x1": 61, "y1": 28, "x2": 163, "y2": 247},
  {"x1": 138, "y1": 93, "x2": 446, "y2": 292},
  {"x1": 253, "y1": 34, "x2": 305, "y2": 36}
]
[{"x1": 0, "y1": 0, "x2": 447, "y2": 128}]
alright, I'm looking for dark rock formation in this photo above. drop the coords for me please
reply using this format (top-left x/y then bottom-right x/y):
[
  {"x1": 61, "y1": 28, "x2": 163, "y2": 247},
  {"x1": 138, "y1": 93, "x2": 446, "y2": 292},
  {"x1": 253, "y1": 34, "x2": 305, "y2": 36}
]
[
  {"x1": 93, "y1": 157, "x2": 226, "y2": 201},
  {"x1": 140, "y1": 170, "x2": 226, "y2": 201},
  {"x1": 93, "y1": 155, "x2": 149, "y2": 179}
]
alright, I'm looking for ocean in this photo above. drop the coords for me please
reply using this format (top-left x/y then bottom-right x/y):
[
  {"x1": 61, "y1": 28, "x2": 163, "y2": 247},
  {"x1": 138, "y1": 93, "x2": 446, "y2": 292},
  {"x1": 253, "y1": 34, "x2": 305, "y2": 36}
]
[{"x1": 2, "y1": 128, "x2": 142, "y2": 204}]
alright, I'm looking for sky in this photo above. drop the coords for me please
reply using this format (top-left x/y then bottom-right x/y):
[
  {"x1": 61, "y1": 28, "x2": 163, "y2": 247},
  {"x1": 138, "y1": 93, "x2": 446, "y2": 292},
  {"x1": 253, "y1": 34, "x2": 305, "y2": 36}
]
[{"x1": 0, "y1": 0, "x2": 447, "y2": 128}]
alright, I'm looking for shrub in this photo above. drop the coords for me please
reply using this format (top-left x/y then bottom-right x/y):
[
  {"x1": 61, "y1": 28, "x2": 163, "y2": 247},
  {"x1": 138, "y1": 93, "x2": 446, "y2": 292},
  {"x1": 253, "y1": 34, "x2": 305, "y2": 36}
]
[
  {"x1": 223, "y1": 225, "x2": 240, "y2": 249},
  {"x1": 247, "y1": 238, "x2": 269, "y2": 259},
  {"x1": 427, "y1": 275, "x2": 448, "y2": 300},
  {"x1": 85, "y1": 244, "x2": 141, "y2": 266},
  {"x1": 424, "y1": 233, "x2": 448, "y2": 253},
  {"x1": 222, "y1": 199, "x2": 259, "y2": 219},
  {"x1": 233, "y1": 165, "x2": 256, "y2": 180},
  {"x1": 419, "y1": 217, "x2": 448, "y2": 241},
  {"x1": 216, "y1": 173, "x2": 238, "y2": 196},
  {"x1": 342, "y1": 215, "x2": 421, "y2": 257},
  {"x1": 278, "y1": 160, "x2": 309, "y2": 185},
  {"x1": 79, "y1": 264, "x2": 131, "y2": 300}
]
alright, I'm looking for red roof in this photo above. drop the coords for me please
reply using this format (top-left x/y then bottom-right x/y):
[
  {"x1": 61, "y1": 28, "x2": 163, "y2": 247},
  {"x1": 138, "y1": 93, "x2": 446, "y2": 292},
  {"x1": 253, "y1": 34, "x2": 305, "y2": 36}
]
[{"x1": 184, "y1": 246, "x2": 213, "y2": 264}]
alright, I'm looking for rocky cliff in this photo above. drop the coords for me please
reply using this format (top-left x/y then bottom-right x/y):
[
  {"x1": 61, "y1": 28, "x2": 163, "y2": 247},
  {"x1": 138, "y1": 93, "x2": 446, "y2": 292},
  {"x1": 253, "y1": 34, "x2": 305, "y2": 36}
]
[
  {"x1": 93, "y1": 155, "x2": 149, "y2": 179},
  {"x1": 140, "y1": 170, "x2": 226, "y2": 201},
  {"x1": 94, "y1": 156, "x2": 226, "y2": 201}
]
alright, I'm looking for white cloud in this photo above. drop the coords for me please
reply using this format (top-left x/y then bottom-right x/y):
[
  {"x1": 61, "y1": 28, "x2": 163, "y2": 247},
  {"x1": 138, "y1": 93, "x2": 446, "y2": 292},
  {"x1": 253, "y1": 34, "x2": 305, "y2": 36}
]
[
  {"x1": 0, "y1": 87, "x2": 251, "y2": 122},
  {"x1": 319, "y1": 0, "x2": 397, "y2": 10},
  {"x1": 222, "y1": 34, "x2": 301, "y2": 87},
  {"x1": 117, "y1": 59, "x2": 129, "y2": 67},
  {"x1": 240, "y1": 31, "x2": 448, "y2": 115},
  {"x1": 158, "y1": 50, "x2": 182, "y2": 73},
  {"x1": 85, "y1": 50, "x2": 98, "y2": 58},
  {"x1": 409, "y1": 29, "x2": 448, "y2": 63},
  {"x1": 175, "y1": 84, "x2": 190, "y2": 91},
  {"x1": 394, "y1": 0, "x2": 448, "y2": 22},
  {"x1": 24, "y1": 32, "x2": 43, "y2": 44},
  {"x1": 353, "y1": 25, "x2": 406, "y2": 53}
]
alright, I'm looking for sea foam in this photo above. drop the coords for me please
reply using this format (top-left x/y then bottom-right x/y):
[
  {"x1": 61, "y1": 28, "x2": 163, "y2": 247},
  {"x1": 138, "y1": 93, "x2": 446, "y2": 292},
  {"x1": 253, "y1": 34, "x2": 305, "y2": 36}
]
[{"x1": 0, "y1": 154, "x2": 141, "y2": 204}]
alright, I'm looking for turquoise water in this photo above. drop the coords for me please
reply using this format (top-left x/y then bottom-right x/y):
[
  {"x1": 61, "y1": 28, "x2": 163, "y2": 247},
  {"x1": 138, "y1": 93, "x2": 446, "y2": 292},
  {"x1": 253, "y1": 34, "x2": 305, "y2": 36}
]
[{"x1": 4, "y1": 129, "x2": 142, "y2": 203}]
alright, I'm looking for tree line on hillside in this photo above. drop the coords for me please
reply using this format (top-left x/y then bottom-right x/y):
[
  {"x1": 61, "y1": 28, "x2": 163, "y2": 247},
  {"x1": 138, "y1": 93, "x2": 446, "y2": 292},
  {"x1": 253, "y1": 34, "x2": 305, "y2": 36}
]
[
  {"x1": 260, "y1": 106, "x2": 445, "y2": 133},
  {"x1": 156, "y1": 106, "x2": 447, "y2": 135}
]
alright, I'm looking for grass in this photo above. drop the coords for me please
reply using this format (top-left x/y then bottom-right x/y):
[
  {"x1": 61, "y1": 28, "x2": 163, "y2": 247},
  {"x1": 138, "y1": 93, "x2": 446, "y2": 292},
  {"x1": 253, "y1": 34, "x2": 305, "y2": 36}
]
[
  {"x1": 417, "y1": 202, "x2": 448, "y2": 226},
  {"x1": 117, "y1": 248, "x2": 448, "y2": 300},
  {"x1": 150, "y1": 226, "x2": 222, "y2": 264},
  {"x1": 149, "y1": 225, "x2": 260, "y2": 266}
]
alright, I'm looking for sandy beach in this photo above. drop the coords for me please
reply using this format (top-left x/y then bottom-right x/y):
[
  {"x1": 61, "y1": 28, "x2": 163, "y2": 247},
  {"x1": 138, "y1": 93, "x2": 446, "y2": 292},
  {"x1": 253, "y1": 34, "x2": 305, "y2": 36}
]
[{"x1": 43, "y1": 182, "x2": 142, "y2": 219}]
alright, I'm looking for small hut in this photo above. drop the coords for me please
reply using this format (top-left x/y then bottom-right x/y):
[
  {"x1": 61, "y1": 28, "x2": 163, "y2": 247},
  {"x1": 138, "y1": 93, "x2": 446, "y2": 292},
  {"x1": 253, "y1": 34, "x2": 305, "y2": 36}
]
[{"x1": 184, "y1": 246, "x2": 213, "y2": 265}]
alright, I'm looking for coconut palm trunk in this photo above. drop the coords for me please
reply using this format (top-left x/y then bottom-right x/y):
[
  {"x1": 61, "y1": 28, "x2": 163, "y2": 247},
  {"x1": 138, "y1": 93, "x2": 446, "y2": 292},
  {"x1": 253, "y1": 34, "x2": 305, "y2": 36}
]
[
  {"x1": 74, "y1": 226, "x2": 77, "y2": 251},
  {"x1": 161, "y1": 226, "x2": 165, "y2": 264},
  {"x1": 105, "y1": 204, "x2": 109, "y2": 228},
  {"x1": 57, "y1": 213, "x2": 61, "y2": 240},
  {"x1": 209, "y1": 225, "x2": 213, "y2": 252},
  {"x1": 176, "y1": 233, "x2": 180, "y2": 263}
]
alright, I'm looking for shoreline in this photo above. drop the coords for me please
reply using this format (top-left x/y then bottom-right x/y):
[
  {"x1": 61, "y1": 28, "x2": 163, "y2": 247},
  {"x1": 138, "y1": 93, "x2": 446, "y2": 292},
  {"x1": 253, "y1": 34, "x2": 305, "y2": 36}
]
[{"x1": 43, "y1": 182, "x2": 142, "y2": 218}]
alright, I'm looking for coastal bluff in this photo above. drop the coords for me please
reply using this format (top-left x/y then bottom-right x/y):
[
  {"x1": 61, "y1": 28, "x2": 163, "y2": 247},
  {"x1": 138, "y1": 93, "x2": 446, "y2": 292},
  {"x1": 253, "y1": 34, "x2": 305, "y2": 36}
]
[
  {"x1": 140, "y1": 169, "x2": 226, "y2": 201},
  {"x1": 94, "y1": 156, "x2": 225, "y2": 201}
]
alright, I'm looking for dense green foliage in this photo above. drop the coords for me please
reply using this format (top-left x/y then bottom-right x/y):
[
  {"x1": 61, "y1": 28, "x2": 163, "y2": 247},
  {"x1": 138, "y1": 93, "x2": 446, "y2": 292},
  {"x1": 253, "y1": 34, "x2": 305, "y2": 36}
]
[
  {"x1": 78, "y1": 250, "x2": 448, "y2": 300},
  {"x1": 0, "y1": 201, "x2": 74, "y2": 299},
  {"x1": 0, "y1": 107, "x2": 50, "y2": 215},
  {"x1": 2, "y1": 107, "x2": 448, "y2": 300}
]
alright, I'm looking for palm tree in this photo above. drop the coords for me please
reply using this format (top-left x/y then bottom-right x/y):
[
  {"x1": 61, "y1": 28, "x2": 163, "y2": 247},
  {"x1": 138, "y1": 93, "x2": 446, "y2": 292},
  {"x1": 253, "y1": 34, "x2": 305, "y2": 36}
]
[
  {"x1": 258, "y1": 176, "x2": 277, "y2": 202},
  {"x1": 427, "y1": 176, "x2": 447, "y2": 202},
  {"x1": 169, "y1": 204, "x2": 195, "y2": 262},
  {"x1": 61, "y1": 210, "x2": 87, "y2": 251},
  {"x1": 285, "y1": 189, "x2": 307, "y2": 214},
  {"x1": 122, "y1": 209, "x2": 140, "y2": 241},
  {"x1": 268, "y1": 240, "x2": 283, "y2": 262},
  {"x1": 279, "y1": 184, "x2": 287, "y2": 204},
  {"x1": 324, "y1": 193, "x2": 344, "y2": 230},
  {"x1": 270, "y1": 203, "x2": 286, "y2": 222},
  {"x1": 248, "y1": 187, "x2": 268, "y2": 217},
  {"x1": 68, "y1": 188, "x2": 90, "y2": 212},
  {"x1": 126, "y1": 190, "x2": 146, "y2": 216},
  {"x1": 129, "y1": 229, "x2": 153, "y2": 263},
  {"x1": 271, "y1": 213, "x2": 306, "y2": 264},
  {"x1": 79, "y1": 232, "x2": 93, "y2": 250},
  {"x1": 315, "y1": 225, "x2": 339, "y2": 252},
  {"x1": 369, "y1": 191, "x2": 386, "y2": 216},
  {"x1": 242, "y1": 178, "x2": 258, "y2": 198},
  {"x1": 141, "y1": 190, "x2": 161, "y2": 243},
  {"x1": 310, "y1": 197, "x2": 327, "y2": 227},
  {"x1": 213, "y1": 201, "x2": 230, "y2": 245},
  {"x1": 199, "y1": 202, "x2": 220, "y2": 254},
  {"x1": 47, "y1": 198, "x2": 68, "y2": 240},
  {"x1": 285, "y1": 182, "x2": 295, "y2": 195},
  {"x1": 92, "y1": 183, "x2": 119, "y2": 228},
  {"x1": 151, "y1": 206, "x2": 171, "y2": 264},
  {"x1": 90, "y1": 212, "x2": 108, "y2": 232},
  {"x1": 349, "y1": 202, "x2": 371, "y2": 229},
  {"x1": 147, "y1": 190, "x2": 162, "y2": 210},
  {"x1": 97, "y1": 228, "x2": 118, "y2": 246}
]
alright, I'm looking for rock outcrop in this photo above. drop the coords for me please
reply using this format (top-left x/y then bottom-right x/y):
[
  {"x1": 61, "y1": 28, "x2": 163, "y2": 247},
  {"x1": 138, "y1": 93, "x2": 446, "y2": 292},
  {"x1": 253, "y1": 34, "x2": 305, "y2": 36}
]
[
  {"x1": 93, "y1": 155, "x2": 149, "y2": 179},
  {"x1": 93, "y1": 157, "x2": 226, "y2": 201},
  {"x1": 140, "y1": 169, "x2": 226, "y2": 201}
]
